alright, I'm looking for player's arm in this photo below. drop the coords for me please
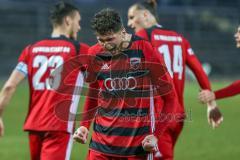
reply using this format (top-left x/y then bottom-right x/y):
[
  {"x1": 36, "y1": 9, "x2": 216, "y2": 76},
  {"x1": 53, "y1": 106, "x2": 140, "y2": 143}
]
[
  {"x1": 80, "y1": 81, "x2": 99, "y2": 129},
  {"x1": 143, "y1": 41, "x2": 178, "y2": 136},
  {"x1": 0, "y1": 45, "x2": 29, "y2": 137},
  {"x1": 199, "y1": 80, "x2": 240, "y2": 102},
  {"x1": 73, "y1": 81, "x2": 99, "y2": 143},
  {"x1": 0, "y1": 69, "x2": 26, "y2": 137},
  {"x1": 215, "y1": 80, "x2": 240, "y2": 99},
  {"x1": 184, "y1": 39, "x2": 223, "y2": 127},
  {"x1": 73, "y1": 46, "x2": 100, "y2": 143},
  {"x1": 142, "y1": 41, "x2": 179, "y2": 152},
  {"x1": 151, "y1": 64, "x2": 178, "y2": 137},
  {"x1": 198, "y1": 80, "x2": 240, "y2": 127},
  {"x1": 185, "y1": 39, "x2": 211, "y2": 90}
]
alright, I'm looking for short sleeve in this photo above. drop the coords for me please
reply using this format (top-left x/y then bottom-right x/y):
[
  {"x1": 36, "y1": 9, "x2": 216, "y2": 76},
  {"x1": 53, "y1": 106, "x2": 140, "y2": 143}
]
[{"x1": 15, "y1": 45, "x2": 31, "y2": 76}]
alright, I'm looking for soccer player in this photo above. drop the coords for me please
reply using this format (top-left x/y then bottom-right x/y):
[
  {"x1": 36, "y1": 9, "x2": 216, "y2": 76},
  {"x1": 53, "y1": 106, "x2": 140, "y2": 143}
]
[
  {"x1": 0, "y1": 2, "x2": 89, "y2": 160},
  {"x1": 73, "y1": 8, "x2": 180, "y2": 160},
  {"x1": 199, "y1": 25, "x2": 240, "y2": 102},
  {"x1": 128, "y1": 1, "x2": 223, "y2": 159}
]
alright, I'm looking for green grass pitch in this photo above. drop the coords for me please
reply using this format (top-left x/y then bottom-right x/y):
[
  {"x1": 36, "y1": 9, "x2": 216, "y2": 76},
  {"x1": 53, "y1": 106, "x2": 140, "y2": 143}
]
[{"x1": 0, "y1": 81, "x2": 239, "y2": 160}]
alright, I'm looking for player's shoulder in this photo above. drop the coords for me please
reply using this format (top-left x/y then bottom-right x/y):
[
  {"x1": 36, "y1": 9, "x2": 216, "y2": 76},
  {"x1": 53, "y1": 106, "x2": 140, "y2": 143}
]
[
  {"x1": 32, "y1": 35, "x2": 82, "y2": 46},
  {"x1": 130, "y1": 35, "x2": 154, "y2": 58},
  {"x1": 167, "y1": 31, "x2": 190, "y2": 45},
  {"x1": 159, "y1": 27, "x2": 181, "y2": 37},
  {"x1": 79, "y1": 42, "x2": 90, "y2": 54},
  {"x1": 132, "y1": 34, "x2": 147, "y2": 42},
  {"x1": 88, "y1": 43, "x2": 104, "y2": 55},
  {"x1": 136, "y1": 28, "x2": 149, "y2": 40},
  {"x1": 131, "y1": 34, "x2": 153, "y2": 50},
  {"x1": 80, "y1": 42, "x2": 90, "y2": 49},
  {"x1": 30, "y1": 36, "x2": 90, "y2": 55},
  {"x1": 158, "y1": 28, "x2": 189, "y2": 44}
]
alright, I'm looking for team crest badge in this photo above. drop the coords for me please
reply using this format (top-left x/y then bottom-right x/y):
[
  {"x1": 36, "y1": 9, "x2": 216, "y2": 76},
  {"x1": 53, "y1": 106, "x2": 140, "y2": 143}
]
[{"x1": 130, "y1": 57, "x2": 141, "y2": 70}]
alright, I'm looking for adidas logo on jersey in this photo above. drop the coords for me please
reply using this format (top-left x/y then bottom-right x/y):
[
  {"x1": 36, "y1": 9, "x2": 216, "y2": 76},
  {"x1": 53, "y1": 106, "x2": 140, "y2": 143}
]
[{"x1": 101, "y1": 63, "x2": 110, "y2": 70}]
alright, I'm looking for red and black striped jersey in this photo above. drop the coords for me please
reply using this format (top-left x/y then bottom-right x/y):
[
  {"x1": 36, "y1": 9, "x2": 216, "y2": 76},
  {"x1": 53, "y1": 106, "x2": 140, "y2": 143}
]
[
  {"x1": 80, "y1": 35, "x2": 179, "y2": 157},
  {"x1": 136, "y1": 26, "x2": 211, "y2": 113},
  {"x1": 16, "y1": 35, "x2": 89, "y2": 133}
]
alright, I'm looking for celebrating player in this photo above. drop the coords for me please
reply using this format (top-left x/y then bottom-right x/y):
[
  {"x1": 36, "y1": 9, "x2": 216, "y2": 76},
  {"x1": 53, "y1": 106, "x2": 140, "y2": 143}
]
[
  {"x1": 73, "y1": 8, "x2": 180, "y2": 160},
  {"x1": 199, "y1": 25, "x2": 240, "y2": 102},
  {"x1": 0, "y1": 2, "x2": 89, "y2": 160},
  {"x1": 128, "y1": 1, "x2": 223, "y2": 159}
]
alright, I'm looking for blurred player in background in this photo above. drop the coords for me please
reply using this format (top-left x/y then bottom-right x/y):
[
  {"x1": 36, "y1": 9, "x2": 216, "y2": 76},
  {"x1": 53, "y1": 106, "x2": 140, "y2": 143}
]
[
  {"x1": 128, "y1": 1, "x2": 223, "y2": 159},
  {"x1": 73, "y1": 8, "x2": 180, "y2": 160},
  {"x1": 199, "y1": 25, "x2": 240, "y2": 102},
  {"x1": 0, "y1": 2, "x2": 89, "y2": 160}
]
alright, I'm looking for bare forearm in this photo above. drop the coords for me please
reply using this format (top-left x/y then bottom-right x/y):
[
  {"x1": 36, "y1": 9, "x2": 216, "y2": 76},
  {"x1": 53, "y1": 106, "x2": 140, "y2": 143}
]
[
  {"x1": 0, "y1": 85, "x2": 17, "y2": 117},
  {"x1": 0, "y1": 70, "x2": 25, "y2": 117}
]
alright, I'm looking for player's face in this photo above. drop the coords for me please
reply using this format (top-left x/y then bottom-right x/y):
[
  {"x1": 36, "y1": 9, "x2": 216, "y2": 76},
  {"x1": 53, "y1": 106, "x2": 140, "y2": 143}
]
[
  {"x1": 69, "y1": 11, "x2": 81, "y2": 40},
  {"x1": 128, "y1": 6, "x2": 146, "y2": 33},
  {"x1": 234, "y1": 26, "x2": 240, "y2": 48},
  {"x1": 96, "y1": 29, "x2": 127, "y2": 54}
]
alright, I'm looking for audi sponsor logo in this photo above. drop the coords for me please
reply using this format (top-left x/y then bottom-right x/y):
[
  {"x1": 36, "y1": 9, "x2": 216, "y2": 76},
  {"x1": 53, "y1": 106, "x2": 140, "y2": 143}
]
[{"x1": 104, "y1": 77, "x2": 137, "y2": 91}]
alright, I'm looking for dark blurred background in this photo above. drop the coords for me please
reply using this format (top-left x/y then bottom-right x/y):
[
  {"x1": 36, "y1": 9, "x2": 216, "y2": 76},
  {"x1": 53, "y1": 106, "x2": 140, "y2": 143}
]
[{"x1": 0, "y1": 0, "x2": 239, "y2": 78}]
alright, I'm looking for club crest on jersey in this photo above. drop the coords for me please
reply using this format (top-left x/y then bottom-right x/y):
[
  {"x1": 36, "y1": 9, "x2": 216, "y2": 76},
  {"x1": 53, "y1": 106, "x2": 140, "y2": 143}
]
[{"x1": 130, "y1": 57, "x2": 141, "y2": 70}]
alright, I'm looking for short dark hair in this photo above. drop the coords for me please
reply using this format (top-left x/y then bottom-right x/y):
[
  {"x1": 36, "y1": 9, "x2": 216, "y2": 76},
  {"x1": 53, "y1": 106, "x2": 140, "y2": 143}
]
[
  {"x1": 91, "y1": 8, "x2": 123, "y2": 35},
  {"x1": 133, "y1": 0, "x2": 159, "y2": 23},
  {"x1": 50, "y1": 2, "x2": 79, "y2": 26}
]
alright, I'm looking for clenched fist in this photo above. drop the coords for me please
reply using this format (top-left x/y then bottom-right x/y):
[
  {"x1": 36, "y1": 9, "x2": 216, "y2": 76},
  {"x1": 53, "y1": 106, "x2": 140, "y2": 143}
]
[{"x1": 73, "y1": 126, "x2": 89, "y2": 144}]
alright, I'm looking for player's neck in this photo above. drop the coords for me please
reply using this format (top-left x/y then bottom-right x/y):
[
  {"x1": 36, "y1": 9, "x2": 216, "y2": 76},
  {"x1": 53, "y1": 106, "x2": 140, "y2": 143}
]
[
  {"x1": 51, "y1": 27, "x2": 70, "y2": 38},
  {"x1": 146, "y1": 21, "x2": 158, "y2": 29}
]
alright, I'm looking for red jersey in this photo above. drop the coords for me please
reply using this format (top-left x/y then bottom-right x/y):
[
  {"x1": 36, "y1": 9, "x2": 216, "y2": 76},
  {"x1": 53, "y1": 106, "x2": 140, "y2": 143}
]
[
  {"x1": 16, "y1": 35, "x2": 89, "y2": 133},
  {"x1": 136, "y1": 26, "x2": 211, "y2": 113},
  {"x1": 214, "y1": 80, "x2": 240, "y2": 99},
  {"x1": 80, "y1": 35, "x2": 179, "y2": 157}
]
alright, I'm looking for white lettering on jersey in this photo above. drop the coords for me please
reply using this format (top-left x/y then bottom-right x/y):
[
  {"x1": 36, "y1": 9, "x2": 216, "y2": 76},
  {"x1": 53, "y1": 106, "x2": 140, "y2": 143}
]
[
  {"x1": 32, "y1": 47, "x2": 70, "y2": 53},
  {"x1": 154, "y1": 35, "x2": 182, "y2": 42}
]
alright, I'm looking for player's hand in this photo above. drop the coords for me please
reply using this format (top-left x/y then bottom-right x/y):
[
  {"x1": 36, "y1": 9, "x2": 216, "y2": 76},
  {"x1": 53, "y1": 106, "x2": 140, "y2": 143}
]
[
  {"x1": 198, "y1": 90, "x2": 215, "y2": 103},
  {"x1": 142, "y1": 134, "x2": 158, "y2": 152},
  {"x1": 207, "y1": 101, "x2": 223, "y2": 129},
  {"x1": 0, "y1": 117, "x2": 4, "y2": 137},
  {"x1": 73, "y1": 126, "x2": 89, "y2": 144}
]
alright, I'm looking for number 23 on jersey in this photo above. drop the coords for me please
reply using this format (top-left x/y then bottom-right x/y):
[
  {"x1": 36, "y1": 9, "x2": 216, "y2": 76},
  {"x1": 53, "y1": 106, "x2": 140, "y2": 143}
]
[{"x1": 32, "y1": 55, "x2": 64, "y2": 90}]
